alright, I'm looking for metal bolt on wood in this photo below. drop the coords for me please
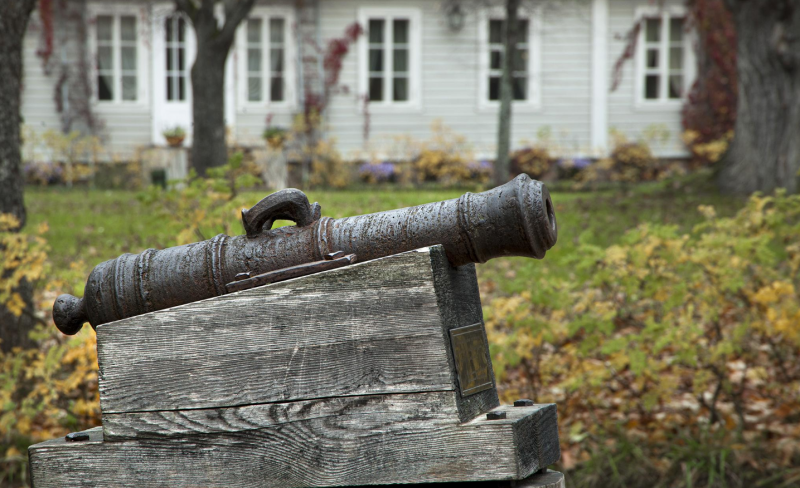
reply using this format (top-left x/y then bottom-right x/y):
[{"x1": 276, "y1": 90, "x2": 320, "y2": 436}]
[
  {"x1": 514, "y1": 399, "x2": 535, "y2": 407},
  {"x1": 486, "y1": 411, "x2": 507, "y2": 420}
]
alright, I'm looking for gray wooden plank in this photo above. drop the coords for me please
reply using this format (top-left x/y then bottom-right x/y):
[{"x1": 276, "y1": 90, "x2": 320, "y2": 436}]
[
  {"x1": 29, "y1": 402, "x2": 559, "y2": 488},
  {"x1": 102, "y1": 391, "x2": 461, "y2": 440},
  {"x1": 98, "y1": 248, "x2": 464, "y2": 413}
]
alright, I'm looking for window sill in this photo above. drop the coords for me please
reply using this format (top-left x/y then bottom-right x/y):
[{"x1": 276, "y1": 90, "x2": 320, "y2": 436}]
[
  {"x1": 92, "y1": 101, "x2": 149, "y2": 112},
  {"x1": 238, "y1": 102, "x2": 297, "y2": 114}
]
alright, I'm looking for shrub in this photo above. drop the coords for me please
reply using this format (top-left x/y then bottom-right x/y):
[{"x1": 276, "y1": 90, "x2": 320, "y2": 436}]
[
  {"x1": 410, "y1": 120, "x2": 476, "y2": 185},
  {"x1": 609, "y1": 141, "x2": 658, "y2": 182},
  {"x1": 486, "y1": 191, "x2": 800, "y2": 486},
  {"x1": 510, "y1": 146, "x2": 556, "y2": 180}
]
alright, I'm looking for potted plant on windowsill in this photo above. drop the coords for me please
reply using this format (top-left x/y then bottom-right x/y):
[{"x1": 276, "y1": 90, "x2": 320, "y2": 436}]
[
  {"x1": 162, "y1": 126, "x2": 187, "y2": 148},
  {"x1": 262, "y1": 126, "x2": 287, "y2": 150}
]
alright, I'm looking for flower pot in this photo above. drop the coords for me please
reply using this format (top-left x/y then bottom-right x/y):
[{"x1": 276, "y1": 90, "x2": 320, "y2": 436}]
[{"x1": 165, "y1": 135, "x2": 185, "y2": 148}]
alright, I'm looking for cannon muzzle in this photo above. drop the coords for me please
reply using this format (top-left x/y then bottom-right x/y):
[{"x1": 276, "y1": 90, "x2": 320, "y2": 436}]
[{"x1": 54, "y1": 174, "x2": 557, "y2": 334}]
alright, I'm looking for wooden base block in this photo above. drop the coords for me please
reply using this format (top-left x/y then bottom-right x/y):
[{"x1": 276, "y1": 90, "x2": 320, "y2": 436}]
[{"x1": 29, "y1": 403, "x2": 560, "y2": 488}]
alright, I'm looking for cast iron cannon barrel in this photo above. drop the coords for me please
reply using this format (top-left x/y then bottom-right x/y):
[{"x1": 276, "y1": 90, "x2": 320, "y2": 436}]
[{"x1": 53, "y1": 174, "x2": 557, "y2": 334}]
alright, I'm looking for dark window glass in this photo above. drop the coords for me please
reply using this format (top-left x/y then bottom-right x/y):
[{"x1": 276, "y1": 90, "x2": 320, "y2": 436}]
[
  {"x1": 489, "y1": 76, "x2": 500, "y2": 100},
  {"x1": 669, "y1": 47, "x2": 683, "y2": 70},
  {"x1": 270, "y1": 18, "x2": 284, "y2": 43},
  {"x1": 270, "y1": 48, "x2": 283, "y2": 72},
  {"x1": 668, "y1": 74, "x2": 683, "y2": 99},
  {"x1": 368, "y1": 19, "x2": 384, "y2": 43},
  {"x1": 369, "y1": 49, "x2": 383, "y2": 72},
  {"x1": 490, "y1": 50, "x2": 502, "y2": 70},
  {"x1": 122, "y1": 76, "x2": 136, "y2": 100},
  {"x1": 393, "y1": 78, "x2": 408, "y2": 101},
  {"x1": 489, "y1": 20, "x2": 502, "y2": 43},
  {"x1": 647, "y1": 49, "x2": 659, "y2": 68},
  {"x1": 178, "y1": 76, "x2": 185, "y2": 100},
  {"x1": 645, "y1": 74, "x2": 659, "y2": 99},
  {"x1": 393, "y1": 49, "x2": 407, "y2": 72},
  {"x1": 645, "y1": 18, "x2": 660, "y2": 42},
  {"x1": 248, "y1": 77, "x2": 261, "y2": 101},
  {"x1": 513, "y1": 77, "x2": 527, "y2": 100},
  {"x1": 369, "y1": 77, "x2": 383, "y2": 101},
  {"x1": 670, "y1": 17, "x2": 684, "y2": 42},
  {"x1": 270, "y1": 76, "x2": 283, "y2": 101},
  {"x1": 98, "y1": 75, "x2": 113, "y2": 100},
  {"x1": 393, "y1": 19, "x2": 408, "y2": 43}
]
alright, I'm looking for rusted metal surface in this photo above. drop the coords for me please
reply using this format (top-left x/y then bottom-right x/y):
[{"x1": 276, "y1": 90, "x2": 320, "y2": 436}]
[{"x1": 53, "y1": 174, "x2": 558, "y2": 334}]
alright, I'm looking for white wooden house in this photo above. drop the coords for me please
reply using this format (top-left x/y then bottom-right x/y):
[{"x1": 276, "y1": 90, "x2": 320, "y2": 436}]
[{"x1": 20, "y1": 0, "x2": 695, "y2": 166}]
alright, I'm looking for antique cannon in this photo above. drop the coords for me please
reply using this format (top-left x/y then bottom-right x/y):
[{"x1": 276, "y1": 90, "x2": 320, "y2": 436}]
[{"x1": 53, "y1": 174, "x2": 557, "y2": 335}]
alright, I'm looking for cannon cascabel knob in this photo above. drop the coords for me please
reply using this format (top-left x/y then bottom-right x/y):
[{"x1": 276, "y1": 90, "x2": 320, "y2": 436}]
[{"x1": 53, "y1": 294, "x2": 88, "y2": 335}]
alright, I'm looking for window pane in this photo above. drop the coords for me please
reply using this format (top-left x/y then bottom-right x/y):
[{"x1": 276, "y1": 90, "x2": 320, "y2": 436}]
[
  {"x1": 121, "y1": 16, "x2": 136, "y2": 41},
  {"x1": 517, "y1": 19, "x2": 528, "y2": 39},
  {"x1": 513, "y1": 48, "x2": 527, "y2": 71},
  {"x1": 369, "y1": 19, "x2": 384, "y2": 43},
  {"x1": 646, "y1": 48, "x2": 659, "y2": 68},
  {"x1": 178, "y1": 76, "x2": 185, "y2": 100},
  {"x1": 248, "y1": 48, "x2": 261, "y2": 72},
  {"x1": 369, "y1": 77, "x2": 383, "y2": 101},
  {"x1": 98, "y1": 74, "x2": 113, "y2": 100},
  {"x1": 97, "y1": 16, "x2": 113, "y2": 41},
  {"x1": 393, "y1": 19, "x2": 408, "y2": 44},
  {"x1": 669, "y1": 74, "x2": 683, "y2": 98},
  {"x1": 177, "y1": 18, "x2": 185, "y2": 42},
  {"x1": 645, "y1": 18, "x2": 661, "y2": 43},
  {"x1": 247, "y1": 19, "x2": 262, "y2": 43},
  {"x1": 97, "y1": 46, "x2": 112, "y2": 70},
  {"x1": 167, "y1": 48, "x2": 173, "y2": 70},
  {"x1": 645, "y1": 74, "x2": 659, "y2": 99},
  {"x1": 369, "y1": 48, "x2": 383, "y2": 72},
  {"x1": 167, "y1": 76, "x2": 173, "y2": 100},
  {"x1": 489, "y1": 76, "x2": 500, "y2": 100},
  {"x1": 248, "y1": 77, "x2": 261, "y2": 101},
  {"x1": 270, "y1": 76, "x2": 284, "y2": 101},
  {"x1": 121, "y1": 47, "x2": 136, "y2": 70},
  {"x1": 122, "y1": 76, "x2": 136, "y2": 100},
  {"x1": 270, "y1": 18, "x2": 284, "y2": 44},
  {"x1": 490, "y1": 50, "x2": 502, "y2": 70},
  {"x1": 513, "y1": 76, "x2": 527, "y2": 100},
  {"x1": 270, "y1": 48, "x2": 284, "y2": 72},
  {"x1": 178, "y1": 47, "x2": 184, "y2": 70},
  {"x1": 166, "y1": 17, "x2": 173, "y2": 41},
  {"x1": 393, "y1": 49, "x2": 407, "y2": 73},
  {"x1": 669, "y1": 47, "x2": 683, "y2": 69},
  {"x1": 489, "y1": 20, "x2": 503, "y2": 44},
  {"x1": 393, "y1": 77, "x2": 408, "y2": 101},
  {"x1": 670, "y1": 18, "x2": 684, "y2": 42}
]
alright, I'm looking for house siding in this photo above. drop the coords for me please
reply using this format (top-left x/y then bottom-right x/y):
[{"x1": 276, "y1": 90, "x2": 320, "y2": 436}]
[
  {"x1": 19, "y1": 0, "x2": 691, "y2": 162},
  {"x1": 320, "y1": 0, "x2": 594, "y2": 159},
  {"x1": 607, "y1": 0, "x2": 689, "y2": 156}
]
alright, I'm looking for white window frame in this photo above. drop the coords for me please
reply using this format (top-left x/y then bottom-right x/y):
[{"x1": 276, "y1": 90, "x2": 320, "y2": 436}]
[
  {"x1": 87, "y1": 2, "x2": 149, "y2": 108},
  {"x1": 477, "y1": 7, "x2": 542, "y2": 112},
  {"x1": 634, "y1": 5, "x2": 696, "y2": 109},
  {"x1": 357, "y1": 7, "x2": 422, "y2": 112},
  {"x1": 236, "y1": 6, "x2": 296, "y2": 112}
]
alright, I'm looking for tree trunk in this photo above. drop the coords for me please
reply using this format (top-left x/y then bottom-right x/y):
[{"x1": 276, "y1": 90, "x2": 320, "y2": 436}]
[
  {"x1": 190, "y1": 34, "x2": 229, "y2": 175},
  {"x1": 718, "y1": 0, "x2": 800, "y2": 194},
  {"x1": 0, "y1": 0, "x2": 38, "y2": 351},
  {"x1": 176, "y1": 0, "x2": 256, "y2": 176},
  {"x1": 494, "y1": 0, "x2": 521, "y2": 186}
]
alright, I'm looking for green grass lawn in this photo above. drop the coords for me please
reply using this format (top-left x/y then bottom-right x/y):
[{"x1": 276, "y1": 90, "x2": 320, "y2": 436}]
[{"x1": 26, "y1": 176, "x2": 745, "y2": 305}]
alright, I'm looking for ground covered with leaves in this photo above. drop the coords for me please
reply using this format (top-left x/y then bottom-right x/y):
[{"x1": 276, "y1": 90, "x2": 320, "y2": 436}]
[{"x1": 2, "y1": 171, "x2": 798, "y2": 487}]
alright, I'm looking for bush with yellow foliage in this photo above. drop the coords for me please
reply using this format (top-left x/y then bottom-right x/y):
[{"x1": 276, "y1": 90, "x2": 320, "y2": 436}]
[{"x1": 486, "y1": 191, "x2": 800, "y2": 486}]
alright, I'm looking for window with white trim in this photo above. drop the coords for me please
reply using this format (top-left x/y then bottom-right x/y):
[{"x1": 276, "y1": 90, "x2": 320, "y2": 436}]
[
  {"x1": 243, "y1": 14, "x2": 288, "y2": 103},
  {"x1": 640, "y1": 13, "x2": 688, "y2": 101},
  {"x1": 95, "y1": 14, "x2": 139, "y2": 102},
  {"x1": 487, "y1": 19, "x2": 529, "y2": 101},
  {"x1": 478, "y1": 9, "x2": 541, "y2": 109},
  {"x1": 165, "y1": 16, "x2": 187, "y2": 101},
  {"x1": 358, "y1": 8, "x2": 420, "y2": 108}
]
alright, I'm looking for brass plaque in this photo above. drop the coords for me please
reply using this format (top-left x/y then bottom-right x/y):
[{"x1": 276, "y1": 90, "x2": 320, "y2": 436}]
[{"x1": 449, "y1": 323, "x2": 494, "y2": 396}]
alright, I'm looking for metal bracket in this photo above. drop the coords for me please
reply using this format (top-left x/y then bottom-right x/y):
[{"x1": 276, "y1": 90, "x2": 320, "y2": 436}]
[{"x1": 225, "y1": 252, "x2": 357, "y2": 293}]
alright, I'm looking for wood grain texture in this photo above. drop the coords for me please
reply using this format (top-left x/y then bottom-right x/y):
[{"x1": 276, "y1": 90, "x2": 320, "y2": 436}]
[
  {"x1": 29, "y1": 403, "x2": 559, "y2": 488},
  {"x1": 428, "y1": 249, "x2": 500, "y2": 422},
  {"x1": 98, "y1": 247, "x2": 475, "y2": 414}
]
